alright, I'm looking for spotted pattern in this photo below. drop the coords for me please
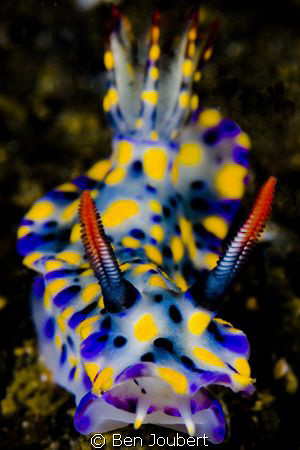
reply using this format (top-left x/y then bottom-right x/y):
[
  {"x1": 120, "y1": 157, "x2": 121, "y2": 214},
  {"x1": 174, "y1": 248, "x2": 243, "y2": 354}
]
[{"x1": 17, "y1": 9, "x2": 254, "y2": 445}]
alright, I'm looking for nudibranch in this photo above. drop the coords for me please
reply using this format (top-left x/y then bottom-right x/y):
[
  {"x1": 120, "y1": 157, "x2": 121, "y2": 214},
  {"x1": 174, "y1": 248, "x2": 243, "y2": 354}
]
[{"x1": 17, "y1": 8, "x2": 276, "y2": 444}]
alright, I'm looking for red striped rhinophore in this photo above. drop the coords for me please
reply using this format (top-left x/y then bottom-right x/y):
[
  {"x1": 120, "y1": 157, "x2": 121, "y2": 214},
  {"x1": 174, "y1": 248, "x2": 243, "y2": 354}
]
[{"x1": 79, "y1": 191, "x2": 122, "y2": 293}]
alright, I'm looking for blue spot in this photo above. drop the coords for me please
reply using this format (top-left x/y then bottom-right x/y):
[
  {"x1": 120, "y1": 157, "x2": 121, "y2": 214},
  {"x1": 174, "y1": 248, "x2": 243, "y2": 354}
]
[
  {"x1": 67, "y1": 335, "x2": 74, "y2": 349},
  {"x1": 233, "y1": 146, "x2": 249, "y2": 168},
  {"x1": 222, "y1": 334, "x2": 250, "y2": 354},
  {"x1": 80, "y1": 332, "x2": 109, "y2": 359},
  {"x1": 68, "y1": 301, "x2": 98, "y2": 329},
  {"x1": 17, "y1": 232, "x2": 45, "y2": 256},
  {"x1": 47, "y1": 190, "x2": 78, "y2": 202},
  {"x1": 152, "y1": 215, "x2": 162, "y2": 223},
  {"x1": 60, "y1": 344, "x2": 67, "y2": 365},
  {"x1": 44, "y1": 318, "x2": 55, "y2": 339},
  {"x1": 145, "y1": 184, "x2": 156, "y2": 193},
  {"x1": 130, "y1": 229, "x2": 145, "y2": 239},
  {"x1": 83, "y1": 373, "x2": 93, "y2": 390},
  {"x1": 53, "y1": 285, "x2": 81, "y2": 307},
  {"x1": 21, "y1": 218, "x2": 34, "y2": 226},
  {"x1": 45, "y1": 269, "x2": 76, "y2": 280},
  {"x1": 69, "y1": 366, "x2": 77, "y2": 380},
  {"x1": 220, "y1": 118, "x2": 240, "y2": 137},
  {"x1": 203, "y1": 128, "x2": 221, "y2": 146},
  {"x1": 33, "y1": 276, "x2": 45, "y2": 297},
  {"x1": 73, "y1": 175, "x2": 97, "y2": 190}
]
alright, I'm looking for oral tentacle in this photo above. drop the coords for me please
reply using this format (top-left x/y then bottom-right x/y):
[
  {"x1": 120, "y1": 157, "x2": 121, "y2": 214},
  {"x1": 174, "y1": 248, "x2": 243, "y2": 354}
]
[
  {"x1": 134, "y1": 395, "x2": 152, "y2": 429},
  {"x1": 176, "y1": 396, "x2": 195, "y2": 436}
]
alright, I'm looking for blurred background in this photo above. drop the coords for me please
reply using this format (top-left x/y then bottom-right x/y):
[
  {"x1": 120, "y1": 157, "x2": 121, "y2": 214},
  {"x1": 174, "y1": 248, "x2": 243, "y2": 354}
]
[{"x1": 0, "y1": 0, "x2": 300, "y2": 448}]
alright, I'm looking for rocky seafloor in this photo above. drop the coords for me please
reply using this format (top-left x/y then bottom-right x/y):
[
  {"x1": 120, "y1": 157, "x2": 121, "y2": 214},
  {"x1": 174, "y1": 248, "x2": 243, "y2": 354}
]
[{"x1": 0, "y1": 0, "x2": 300, "y2": 448}]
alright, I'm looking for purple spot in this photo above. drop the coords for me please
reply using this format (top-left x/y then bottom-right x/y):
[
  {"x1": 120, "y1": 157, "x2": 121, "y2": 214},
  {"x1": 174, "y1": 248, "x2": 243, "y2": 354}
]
[
  {"x1": 115, "y1": 363, "x2": 149, "y2": 382},
  {"x1": 73, "y1": 175, "x2": 97, "y2": 190},
  {"x1": 69, "y1": 366, "x2": 76, "y2": 380},
  {"x1": 215, "y1": 373, "x2": 231, "y2": 384},
  {"x1": 220, "y1": 119, "x2": 240, "y2": 137},
  {"x1": 74, "y1": 392, "x2": 98, "y2": 433},
  {"x1": 21, "y1": 218, "x2": 34, "y2": 226},
  {"x1": 164, "y1": 407, "x2": 181, "y2": 417}
]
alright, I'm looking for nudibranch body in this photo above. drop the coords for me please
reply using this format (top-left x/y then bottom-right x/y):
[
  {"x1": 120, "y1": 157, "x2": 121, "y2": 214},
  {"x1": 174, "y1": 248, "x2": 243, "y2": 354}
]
[{"x1": 17, "y1": 10, "x2": 275, "y2": 444}]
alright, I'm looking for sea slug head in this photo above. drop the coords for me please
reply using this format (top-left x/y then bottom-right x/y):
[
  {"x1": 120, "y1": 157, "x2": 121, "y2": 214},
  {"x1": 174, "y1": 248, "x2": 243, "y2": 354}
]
[{"x1": 75, "y1": 177, "x2": 275, "y2": 442}]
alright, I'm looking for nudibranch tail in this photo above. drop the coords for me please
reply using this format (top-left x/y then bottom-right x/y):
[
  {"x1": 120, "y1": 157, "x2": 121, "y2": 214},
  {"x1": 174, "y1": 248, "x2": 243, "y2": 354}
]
[
  {"x1": 102, "y1": 7, "x2": 218, "y2": 139},
  {"x1": 203, "y1": 176, "x2": 276, "y2": 306}
]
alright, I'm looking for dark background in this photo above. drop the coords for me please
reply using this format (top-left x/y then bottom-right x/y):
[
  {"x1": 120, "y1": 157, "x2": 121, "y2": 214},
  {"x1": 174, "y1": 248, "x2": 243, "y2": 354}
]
[{"x1": 0, "y1": 0, "x2": 300, "y2": 448}]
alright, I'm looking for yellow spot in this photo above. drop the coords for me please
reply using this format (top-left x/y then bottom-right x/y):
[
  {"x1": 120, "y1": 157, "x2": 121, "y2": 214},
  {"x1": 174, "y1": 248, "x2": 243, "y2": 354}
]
[
  {"x1": 152, "y1": 26, "x2": 160, "y2": 41},
  {"x1": 198, "y1": 109, "x2": 221, "y2": 127},
  {"x1": 144, "y1": 244, "x2": 163, "y2": 265},
  {"x1": 122, "y1": 236, "x2": 140, "y2": 248},
  {"x1": 62, "y1": 199, "x2": 80, "y2": 222},
  {"x1": 204, "y1": 252, "x2": 219, "y2": 269},
  {"x1": 234, "y1": 357, "x2": 251, "y2": 377},
  {"x1": 179, "y1": 216, "x2": 196, "y2": 260},
  {"x1": 56, "y1": 250, "x2": 81, "y2": 265},
  {"x1": 26, "y1": 201, "x2": 54, "y2": 221},
  {"x1": 98, "y1": 296, "x2": 104, "y2": 309},
  {"x1": 170, "y1": 161, "x2": 179, "y2": 186},
  {"x1": 144, "y1": 148, "x2": 167, "y2": 181},
  {"x1": 194, "y1": 71, "x2": 201, "y2": 82},
  {"x1": 182, "y1": 59, "x2": 193, "y2": 77},
  {"x1": 150, "y1": 67, "x2": 159, "y2": 80},
  {"x1": 204, "y1": 47, "x2": 213, "y2": 60},
  {"x1": 105, "y1": 167, "x2": 126, "y2": 185},
  {"x1": 215, "y1": 163, "x2": 247, "y2": 199},
  {"x1": 134, "y1": 313, "x2": 158, "y2": 342},
  {"x1": 188, "y1": 28, "x2": 197, "y2": 40},
  {"x1": 193, "y1": 347, "x2": 226, "y2": 368},
  {"x1": 93, "y1": 366, "x2": 114, "y2": 393},
  {"x1": 120, "y1": 262, "x2": 131, "y2": 272},
  {"x1": 107, "y1": 88, "x2": 118, "y2": 106},
  {"x1": 214, "y1": 318, "x2": 233, "y2": 327},
  {"x1": 61, "y1": 306, "x2": 74, "y2": 319},
  {"x1": 170, "y1": 236, "x2": 184, "y2": 262},
  {"x1": 117, "y1": 141, "x2": 133, "y2": 165},
  {"x1": 191, "y1": 94, "x2": 199, "y2": 111},
  {"x1": 158, "y1": 367, "x2": 187, "y2": 394},
  {"x1": 188, "y1": 42, "x2": 196, "y2": 58},
  {"x1": 188, "y1": 311, "x2": 211, "y2": 335},
  {"x1": 232, "y1": 373, "x2": 253, "y2": 387},
  {"x1": 149, "y1": 44, "x2": 160, "y2": 61},
  {"x1": 203, "y1": 216, "x2": 228, "y2": 239},
  {"x1": 81, "y1": 269, "x2": 94, "y2": 277},
  {"x1": 85, "y1": 362, "x2": 100, "y2": 382},
  {"x1": 151, "y1": 224, "x2": 164, "y2": 242},
  {"x1": 43, "y1": 289, "x2": 51, "y2": 311},
  {"x1": 47, "y1": 279, "x2": 68, "y2": 295},
  {"x1": 55, "y1": 183, "x2": 77, "y2": 192},
  {"x1": 237, "y1": 132, "x2": 251, "y2": 149},
  {"x1": 78, "y1": 317, "x2": 99, "y2": 340},
  {"x1": 135, "y1": 118, "x2": 143, "y2": 128},
  {"x1": 174, "y1": 273, "x2": 188, "y2": 291},
  {"x1": 102, "y1": 199, "x2": 139, "y2": 228},
  {"x1": 149, "y1": 199, "x2": 162, "y2": 213},
  {"x1": 141, "y1": 90, "x2": 159, "y2": 105},
  {"x1": 17, "y1": 225, "x2": 30, "y2": 238},
  {"x1": 55, "y1": 334, "x2": 62, "y2": 348},
  {"x1": 179, "y1": 92, "x2": 189, "y2": 109},
  {"x1": 148, "y1": 274, "x2": 167, "y2": 288},
  {"x1": 150, "y1": 131, "x2": 158, "y2": 140},
  {"x1": 104, "y1": 51, "x2": 114, "y2": 70},
  {"x1": 57, "y1": 314, "x2": 66, "y2": 333},
  {"x1": 133, "y1": 264, "x2": 156, "y2": 275},
  {"x1": 23, "y1": 251, "x2": 44, "y2": 268},
  {"x1": 82, "y1": 283, "x2": 101, "y2": 304},
  {"x1": 70, "y1": 223, "x2": 81, "y2": 243},
  {"x1": 178, "y1": 141, "x2": 202, "y2": 166},
  {"x1": 45, "y1": 260, "x2": 64, "y2": 271},
  {"x1": 87, "y1": 160, "x2": 111, "y2": 181}
]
